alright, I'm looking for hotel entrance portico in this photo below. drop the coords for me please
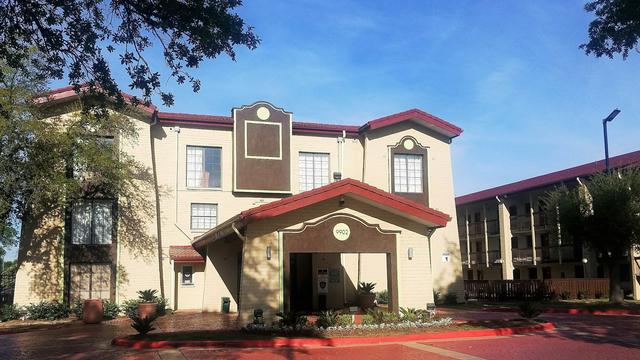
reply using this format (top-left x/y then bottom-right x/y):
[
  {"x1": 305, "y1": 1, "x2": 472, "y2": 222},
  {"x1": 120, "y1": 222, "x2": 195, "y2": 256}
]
[
  {"x1": 192, "y1": 179, "x2": 452, "y2": 323},
  {"x1": 282, "y1": 213, "x2": 398, "y2": 313}
]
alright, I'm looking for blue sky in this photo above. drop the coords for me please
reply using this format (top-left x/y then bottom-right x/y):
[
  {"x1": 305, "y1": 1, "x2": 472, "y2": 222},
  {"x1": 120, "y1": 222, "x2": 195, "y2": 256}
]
[
  {"x1": 50, "y1": 0, "x2": 639, "y2": 196},
  {"x1": 9, "y1": 1, "x2": 640, "y2": 262},
  {"x1": 5, "y1": 4, "x2": 634, "y2": 262}
]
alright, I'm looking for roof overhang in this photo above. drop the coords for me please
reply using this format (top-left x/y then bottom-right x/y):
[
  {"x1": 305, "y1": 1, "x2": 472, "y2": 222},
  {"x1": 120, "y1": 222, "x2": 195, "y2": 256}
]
[{"x1": 193, "y1": 178, "x2": 451, "y2": 248}]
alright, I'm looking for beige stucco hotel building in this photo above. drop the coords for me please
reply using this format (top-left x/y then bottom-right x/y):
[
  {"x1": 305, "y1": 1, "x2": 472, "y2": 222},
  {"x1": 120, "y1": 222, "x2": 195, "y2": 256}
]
[
  {"x1": 14, "y1": 86, "x2": 465, "y2": 322},
  {"x1": 456, "y1": 151, "x2": 640, "y2": 300}
]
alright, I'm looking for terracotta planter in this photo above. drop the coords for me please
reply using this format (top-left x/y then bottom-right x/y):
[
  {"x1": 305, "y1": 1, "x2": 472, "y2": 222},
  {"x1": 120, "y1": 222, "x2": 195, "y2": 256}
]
[
  {"x1": 358, "y1": 293, "x2": 376, "y2": 309},
  {"x1": 82, "y1": 299, "x2": 104, "y2": 324},
  {"x1": 138, "y1": 302, "x2": 158, "y2": 319}
]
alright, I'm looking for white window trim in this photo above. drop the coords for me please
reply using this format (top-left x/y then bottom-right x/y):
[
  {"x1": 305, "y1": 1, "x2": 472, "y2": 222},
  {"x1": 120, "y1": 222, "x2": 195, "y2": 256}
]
[
  {"x1": 181, "y1": 265, "x2": 194, "y2": 286},
  {"x1": 72, "y1": 200, "x2": 114, "y2": 245},
  {"x1": 186, "y1": 145, "x2": 223, "y2": 190},
  {"x1": 190, "y1": 203, "x2": 218, "y2": 232},
  {"x1": 393, "y1": 153, "x2": 424, "y2": 194},
  {"x1": 298, "y1": 152, "x2": 330, "y2": 192}
]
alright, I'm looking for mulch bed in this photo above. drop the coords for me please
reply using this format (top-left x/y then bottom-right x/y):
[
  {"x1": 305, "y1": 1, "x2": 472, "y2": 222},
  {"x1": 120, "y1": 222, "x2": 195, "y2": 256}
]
[{"x1": 119, "y1": 319, "x2": 541, "y2": 342}]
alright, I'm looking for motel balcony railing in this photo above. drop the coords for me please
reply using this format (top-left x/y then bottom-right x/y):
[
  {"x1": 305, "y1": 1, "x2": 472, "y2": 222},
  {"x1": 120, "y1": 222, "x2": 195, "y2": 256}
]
[
  {"x1": 538, "y1": 245, "x2": 583, "y2": 263},
  {"x1": 510, "y1": 215, "x2": 532, "y2": 233},
  {"x1": 512, "y1": 248, "x2": 535, "y2": 265}
]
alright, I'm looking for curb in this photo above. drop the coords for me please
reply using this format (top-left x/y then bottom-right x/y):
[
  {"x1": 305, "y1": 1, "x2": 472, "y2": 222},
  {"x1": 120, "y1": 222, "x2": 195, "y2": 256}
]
[
  {"x1": 481, "y1": 308, "x2": 640, "y2": 316},
  {"x1": 111, "y1": 322, "x2": 556, "y2": 349}
]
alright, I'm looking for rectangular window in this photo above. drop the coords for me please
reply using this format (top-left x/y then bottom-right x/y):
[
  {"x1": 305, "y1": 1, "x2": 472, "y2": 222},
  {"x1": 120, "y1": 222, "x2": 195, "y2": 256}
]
[
  {"x1": 513, "y1": 268, "x2": 521, "y2": 280},
  {"x1": 191, "y1": 203, "x2": 217, "y2": 231},
  {"x1": 528, "y1": 268, "x2": 538, "y2": 280},
  {"x1": 186, "y1": 146, "x2": 221, "y2": 188},
  {"x1": 509, "y1": 205, "x2": 518, "y2": 217},
  {"x1": 69, "y1": 264, "x2": 111, "y2": 301},
  {"x1": 298, "y1": 152, "x2": 329, "y2": 192},
  {"x1": 182, "y1": 265, "x2": 194, "y2": 285},
  {"x1": 526, "y1": 235, "x2": 533, "y2": 248},
  {"x1": 511, "y1": 237, "x2": 519, "y2": 249},
  {"x1": 393, "y1": 154, "x2": 423, "y2": 193},
  {"x1": 72, "y1": 200, "x2": 113, "y2": 245}
]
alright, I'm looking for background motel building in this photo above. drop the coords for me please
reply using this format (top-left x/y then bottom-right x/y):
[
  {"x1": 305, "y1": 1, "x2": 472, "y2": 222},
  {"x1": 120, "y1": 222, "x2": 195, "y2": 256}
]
[
  {"x1": 14, "y1": 87, "x2": 465, "y2": 322},
  {"x1": 456, "y1": 150, "x2": 640, "y2": 300}
]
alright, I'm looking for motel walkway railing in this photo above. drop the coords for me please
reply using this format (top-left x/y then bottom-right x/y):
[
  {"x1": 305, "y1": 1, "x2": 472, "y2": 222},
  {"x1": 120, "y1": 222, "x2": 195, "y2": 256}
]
[{"x1": 464, "y1": 279, "x2": 609, "y2": 301}]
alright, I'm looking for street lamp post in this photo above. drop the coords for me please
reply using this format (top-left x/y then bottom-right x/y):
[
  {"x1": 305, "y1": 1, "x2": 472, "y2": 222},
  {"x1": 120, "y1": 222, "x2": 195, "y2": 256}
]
[{"x1": 603, "y1": 109, "x2": 620, "y2": 173}]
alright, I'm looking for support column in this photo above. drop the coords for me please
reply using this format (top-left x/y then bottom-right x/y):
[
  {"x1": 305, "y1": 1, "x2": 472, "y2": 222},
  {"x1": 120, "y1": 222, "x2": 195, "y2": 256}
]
[
  {"x1": 498, "y1": 200, "x2": 514, "y2": 280},
  {"x1": 465, "y1": 209, "x2": 471, "y2": 269},
  {"x1": 483, "y1": 205, "x2": 489, "y2": 268},
  {"x1": 631, "y1": 247, "x2": 640, "y2": 301},
  {"x1": 529, "y1": 194, "x2": 537, "y2": 266}
]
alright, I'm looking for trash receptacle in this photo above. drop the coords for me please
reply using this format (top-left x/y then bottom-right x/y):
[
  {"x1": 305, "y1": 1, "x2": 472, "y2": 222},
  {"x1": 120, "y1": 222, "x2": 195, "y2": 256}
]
[{"x1": 221, "y1": 297, "x2": 230, "y2": 313}]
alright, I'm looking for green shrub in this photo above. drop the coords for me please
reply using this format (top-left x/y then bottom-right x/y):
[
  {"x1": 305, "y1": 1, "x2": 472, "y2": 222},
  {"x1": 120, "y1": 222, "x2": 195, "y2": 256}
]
[
  {"x1": 444, "y1": 293, "x2": 458, "y2": 305},
  {"x1": 376, "y1": 290, "x2": 389, "y2": 304},
  {"x1": 361, "y1": 314, "x2": 375, "y2": 325},
  {"x1": 137, "y1": 289, "x2": 159, "y2": 302},
  {"x1": 156, "y1": 296, "x2": 171, "y2": 316},
  {"x1": 399, "y1": 307, "x2": 419, "y2": 322},
  {"x1": 103, "y1": 300, "x2": 120, "y2": 320},
  {"x1": 121, "y1": 299, "x2": 140, "y2": 319},
  {"x1": 71, "y1": 300, "x2": 83, "y2": 319},
  {"x1": 365, "y1": 308, "x2": 384, "y2": 324},
  {"x1": 1, "y1": 304, "x2": 24, "y2": 321},
  {"x1": 315, "y1": 310, "x2": 338, "y2": 328},
  {"x1": 358, "y1": 282, "x2": 376, "y2": 294},
  {"x1": 577, "y1": 291, "x2": 586, "y2": 300},
  {"x1": 25, "y1": 301, "x2": 69, "y2": 320},
  {"x1": 131, "y1": 314, "x2": 157, "y2": 335},
  {"x1": 560, "y1": 291, "x2": 570, "y2": 300},
  {"x1": 336, "y1": 314, "x2": 353, "y2": 327},
  {"x1": 276, "y1": 311, "x2": 307, "y2": 327},
  {"x1": 518, "y1": 302, "x2": 543, "y2": 319},
  {"x1": 382, "y1": 311, "x2": 399, "y2": 324},
  {"x1": 433, "y1": 290, "x2": 441, "y2": 304}
]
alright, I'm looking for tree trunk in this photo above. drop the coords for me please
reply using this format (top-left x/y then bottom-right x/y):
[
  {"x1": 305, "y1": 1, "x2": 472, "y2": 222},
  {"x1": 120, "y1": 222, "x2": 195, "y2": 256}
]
[{"x1": 608, "y1": 261, "x2": 624, "y2": 304}]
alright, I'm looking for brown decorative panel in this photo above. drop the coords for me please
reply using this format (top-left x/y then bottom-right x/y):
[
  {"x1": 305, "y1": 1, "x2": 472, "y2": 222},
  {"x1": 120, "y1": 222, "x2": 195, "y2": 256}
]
[
  {"x1": 389, "y1": 136, "x2": 429, "y2": 205},
  {"x1": 233, "y1": 102, "x2": 291, "y2": 193}
]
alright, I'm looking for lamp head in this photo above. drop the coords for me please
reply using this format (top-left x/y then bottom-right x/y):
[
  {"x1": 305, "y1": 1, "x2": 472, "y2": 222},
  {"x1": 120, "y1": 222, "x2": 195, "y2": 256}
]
[{"x1": 604, "y1": 109, "x2": 620, "y2": 123}]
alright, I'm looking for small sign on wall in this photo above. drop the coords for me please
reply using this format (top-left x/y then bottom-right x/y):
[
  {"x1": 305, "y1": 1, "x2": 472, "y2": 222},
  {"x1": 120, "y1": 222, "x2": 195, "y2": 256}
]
[
  {"x1": 442, "y1": 252, "x2": 451, "y2": 263},
  {"x1": 332, "y1": 223, "x2": 350, "y2": 241},
  {"x1": 318, "y1": 269, "x2": 329, "y2": 294}
]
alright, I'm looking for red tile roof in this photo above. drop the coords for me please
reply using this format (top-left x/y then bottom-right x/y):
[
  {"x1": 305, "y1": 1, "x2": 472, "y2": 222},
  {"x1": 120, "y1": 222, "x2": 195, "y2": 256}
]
[
  {"x1": 359, "y1": 108, "x2": 463, "y2": 138},
  {"x1": 40, "y1": 86, "x2": 463, "y2": 138},
  {"x1": 193, "y1": 178, "x2": 451, "y2": 247},
  {"x1": 169, "y1": 246, "x2": 205, "y2": 263},
  {"x1": 456, "y1": 150, "x2": 640, "y2": 205}
]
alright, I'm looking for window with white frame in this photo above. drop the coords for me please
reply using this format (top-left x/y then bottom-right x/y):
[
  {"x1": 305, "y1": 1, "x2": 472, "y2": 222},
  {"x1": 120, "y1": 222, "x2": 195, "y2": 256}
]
[
  {"x1": 298, "y1": 152, "x2": 329, "y2": 192},
  {"x1": 393, "y1": 154, "x2": 423, "y2": 193},
  {"x1": 181, "y1": 265, "x2": 194, "y2": 285},
  {"x1": 72, "y1": 200, "x2": 113, "y2": 244},
  {"x1": 191, "y1": 203, "x2": 217, "y2": 231},
  {"x1": 186, "y1": 146, "x2": 221, "y2": 188}
]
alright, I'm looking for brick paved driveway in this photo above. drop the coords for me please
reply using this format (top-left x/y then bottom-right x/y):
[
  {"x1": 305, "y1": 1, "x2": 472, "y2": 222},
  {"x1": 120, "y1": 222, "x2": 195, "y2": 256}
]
[{"x1": 1, "y1": 310, "x2": 639, "y2": 359}]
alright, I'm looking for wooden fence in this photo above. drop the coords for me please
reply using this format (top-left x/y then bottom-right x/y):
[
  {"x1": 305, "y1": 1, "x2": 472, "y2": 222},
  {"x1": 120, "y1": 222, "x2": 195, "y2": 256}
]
[{"x1": 464, "y1": 279, "x2": 609, "y2": 301}]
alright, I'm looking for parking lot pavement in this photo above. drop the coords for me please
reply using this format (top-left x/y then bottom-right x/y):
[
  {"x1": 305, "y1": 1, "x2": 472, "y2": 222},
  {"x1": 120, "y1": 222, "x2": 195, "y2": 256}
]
[{"x1": 1, "y1": 310, "x2": 639, "y2": 359}]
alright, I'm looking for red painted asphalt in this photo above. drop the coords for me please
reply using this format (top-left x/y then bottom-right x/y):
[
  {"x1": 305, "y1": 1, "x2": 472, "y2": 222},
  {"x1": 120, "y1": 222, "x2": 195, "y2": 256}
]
[
  {"x1": 181, "y1": 344, "x2": 452, "y2": 360},
  {"x1": 423, "y1": 334, "x2": 640, "y2": 360}
]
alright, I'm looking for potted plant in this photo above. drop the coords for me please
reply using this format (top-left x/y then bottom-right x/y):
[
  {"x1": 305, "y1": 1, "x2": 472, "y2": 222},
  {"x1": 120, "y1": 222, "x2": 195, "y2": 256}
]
[
  {"x1": 82, "y1": 299, "x2": 104, "y2": 324},
  {"x1": 137, "y1": 289, "x2": 158, "y2": 319},
  {"x1": 357, "y1": 282, "x2": 377, "y2": 309}
]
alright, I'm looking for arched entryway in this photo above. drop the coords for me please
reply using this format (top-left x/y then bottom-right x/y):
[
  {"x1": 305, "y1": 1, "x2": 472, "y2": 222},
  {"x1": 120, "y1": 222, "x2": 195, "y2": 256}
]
[{"x1": 281, "y1": 213, "x2": 399, "y2": 313}]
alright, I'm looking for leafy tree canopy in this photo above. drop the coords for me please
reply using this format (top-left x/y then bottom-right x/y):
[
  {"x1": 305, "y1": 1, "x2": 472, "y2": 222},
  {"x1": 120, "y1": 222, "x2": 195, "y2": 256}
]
[
  {"x1": 582, "y1": 0, "x2": 640, "y2": 59},
  {"x1": 1, "y1": 59, "x2": 158, "y2": 264},
  {"x1": 543, "y1": 167, "x2": 640, "y2": 302},
  {"x1": 0, "y1": 0, "x2": 259, "y2": 107}
]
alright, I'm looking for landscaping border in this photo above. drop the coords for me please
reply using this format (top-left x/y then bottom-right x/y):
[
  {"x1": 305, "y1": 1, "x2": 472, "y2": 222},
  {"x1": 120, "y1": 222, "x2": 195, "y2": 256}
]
[
  {"x1": 111, "y1": 322, "x2": 556, "y2": 349},
  {"x1": 481, "y1": 308, "x2": 640, "y2": 316}
]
